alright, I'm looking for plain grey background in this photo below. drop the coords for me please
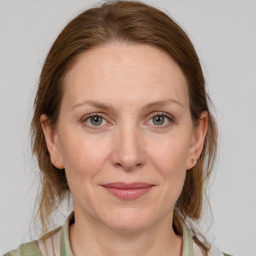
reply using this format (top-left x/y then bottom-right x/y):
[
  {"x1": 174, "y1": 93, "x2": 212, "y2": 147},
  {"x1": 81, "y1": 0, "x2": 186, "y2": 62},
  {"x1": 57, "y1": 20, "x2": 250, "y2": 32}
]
[{"x1": 0, "y1": 0, "x2": 255, "y2": 255}]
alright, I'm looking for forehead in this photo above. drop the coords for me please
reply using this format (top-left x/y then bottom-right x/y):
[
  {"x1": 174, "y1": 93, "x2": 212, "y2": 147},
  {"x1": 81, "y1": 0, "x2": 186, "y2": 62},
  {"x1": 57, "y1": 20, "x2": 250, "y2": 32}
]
[{"x1": 61, "y1": 43, "x2": 189, "y2": 108}]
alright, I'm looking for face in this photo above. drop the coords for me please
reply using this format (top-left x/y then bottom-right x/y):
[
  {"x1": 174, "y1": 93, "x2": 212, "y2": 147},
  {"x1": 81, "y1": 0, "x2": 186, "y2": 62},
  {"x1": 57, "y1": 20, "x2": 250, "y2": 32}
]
[{"x1": 41, "y1": 43, "x2": 207, "y2": 232}]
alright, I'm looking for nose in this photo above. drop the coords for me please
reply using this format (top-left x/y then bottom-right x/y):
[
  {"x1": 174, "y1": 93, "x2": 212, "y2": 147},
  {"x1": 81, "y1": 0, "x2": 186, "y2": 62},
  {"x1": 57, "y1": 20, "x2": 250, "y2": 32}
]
[{"x1": 110, "y1": 124, "x2": 146, "y2": 171}]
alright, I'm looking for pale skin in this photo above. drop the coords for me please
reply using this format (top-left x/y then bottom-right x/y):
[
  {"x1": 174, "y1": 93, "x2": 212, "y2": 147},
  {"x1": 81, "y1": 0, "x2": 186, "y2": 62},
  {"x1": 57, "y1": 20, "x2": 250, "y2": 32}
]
[{"x1": 41, "y1": 43, "x2": 208, "y2": 256}]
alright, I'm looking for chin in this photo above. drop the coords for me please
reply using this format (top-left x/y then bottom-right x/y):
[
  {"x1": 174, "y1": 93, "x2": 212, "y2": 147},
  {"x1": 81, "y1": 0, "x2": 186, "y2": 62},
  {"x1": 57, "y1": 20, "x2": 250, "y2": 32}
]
[{"x1": 100, "y1": 208, "x2": 157, "y2": 232}]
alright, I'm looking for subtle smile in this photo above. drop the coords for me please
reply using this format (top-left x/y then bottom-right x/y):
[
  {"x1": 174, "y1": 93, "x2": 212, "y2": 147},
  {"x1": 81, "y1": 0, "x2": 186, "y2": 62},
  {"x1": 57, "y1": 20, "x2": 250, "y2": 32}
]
[{"x1": 102, "y1": 182, "x2": 155, "y2": 200}]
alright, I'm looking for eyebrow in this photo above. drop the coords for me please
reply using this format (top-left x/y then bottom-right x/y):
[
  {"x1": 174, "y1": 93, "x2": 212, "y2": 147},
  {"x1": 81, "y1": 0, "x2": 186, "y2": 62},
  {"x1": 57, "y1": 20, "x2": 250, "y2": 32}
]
[{"x1": 72, "y1": 99, "x2": 183, "y2": 110}]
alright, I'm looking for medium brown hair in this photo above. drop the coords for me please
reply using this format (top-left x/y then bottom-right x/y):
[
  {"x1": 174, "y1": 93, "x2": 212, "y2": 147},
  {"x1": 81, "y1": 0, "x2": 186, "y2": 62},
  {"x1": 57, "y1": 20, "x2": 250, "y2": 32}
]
[{"x1": 31, "y1": 1, "x2": 217, "y2": 254}]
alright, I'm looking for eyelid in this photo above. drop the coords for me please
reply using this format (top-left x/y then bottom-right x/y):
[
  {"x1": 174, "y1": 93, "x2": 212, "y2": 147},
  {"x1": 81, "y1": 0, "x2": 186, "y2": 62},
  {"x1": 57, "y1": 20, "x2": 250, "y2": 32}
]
[
  {"x1": 81, "y1": 111, "x2": 175, "y2": 129},
  {"x1": 81, "y1": 112, "x2": 109, "y2": 129},
  {"x1": 145, "y1": 111, "x2": 174, "y2": 127}
]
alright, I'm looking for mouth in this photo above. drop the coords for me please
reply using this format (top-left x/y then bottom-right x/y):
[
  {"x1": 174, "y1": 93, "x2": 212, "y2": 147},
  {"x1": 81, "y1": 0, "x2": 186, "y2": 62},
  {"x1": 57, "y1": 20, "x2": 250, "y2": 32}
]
[{"x1": 102, "y1": 182, "x2": 155, "y2": 200}]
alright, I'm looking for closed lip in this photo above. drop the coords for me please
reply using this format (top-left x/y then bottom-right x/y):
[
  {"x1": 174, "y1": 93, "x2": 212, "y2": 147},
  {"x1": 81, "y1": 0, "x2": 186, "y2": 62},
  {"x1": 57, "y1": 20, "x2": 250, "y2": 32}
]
[{"x1": 102, "y1": 182, "x2": 154, "y2": 189}]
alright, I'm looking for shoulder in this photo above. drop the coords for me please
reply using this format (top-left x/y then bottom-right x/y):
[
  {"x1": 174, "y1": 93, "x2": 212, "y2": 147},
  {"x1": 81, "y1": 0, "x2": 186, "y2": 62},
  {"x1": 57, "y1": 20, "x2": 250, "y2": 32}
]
[
  {"x1": 193, "y1": 241, "x2": 232, "y2": 256},
  {"x1": 3, "y1": 212, "x2": 73, "y2": 256},
  {"x1": 3, "y1": 228, "x2": 61, "y2": 256},
  {"x1": 3, "y1": 227, "x2": 62, "y2": 256},
  {"x1": 3, "y1": 240, "x2": 42, "y2": 256},
  {"x1": 37, "y1": 227, "x2": 62, "y2": 256}
]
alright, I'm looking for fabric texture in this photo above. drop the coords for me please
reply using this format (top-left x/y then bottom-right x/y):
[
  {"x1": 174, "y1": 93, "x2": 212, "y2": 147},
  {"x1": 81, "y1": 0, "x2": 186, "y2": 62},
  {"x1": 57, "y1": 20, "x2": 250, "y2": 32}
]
[{"x1": 4, "y1": 212, "x2": 227, "y2": 256}]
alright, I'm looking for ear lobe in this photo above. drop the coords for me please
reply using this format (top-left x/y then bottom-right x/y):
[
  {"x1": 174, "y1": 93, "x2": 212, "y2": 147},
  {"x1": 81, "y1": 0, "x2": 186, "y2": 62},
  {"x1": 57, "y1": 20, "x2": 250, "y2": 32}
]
[
  {"x1": 40, "y1": 114, "x2": 64, "y2": 169},
  {"x1": 186, "y1": 111, "x2": 208, "y2": 170}
]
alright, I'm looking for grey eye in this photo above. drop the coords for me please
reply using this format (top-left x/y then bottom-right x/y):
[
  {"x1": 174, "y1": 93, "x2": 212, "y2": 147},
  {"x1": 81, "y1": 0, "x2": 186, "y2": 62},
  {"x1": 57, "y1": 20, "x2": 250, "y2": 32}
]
[
  {"x1": 88, "y1": 116, "x2": 103, "y2": 126},
  {"x1": 152, "y1": 115, "x2": 165, "y2": 125},
  {"x1": 148, "y1": 113, "x2": 172, "y2": 127}
]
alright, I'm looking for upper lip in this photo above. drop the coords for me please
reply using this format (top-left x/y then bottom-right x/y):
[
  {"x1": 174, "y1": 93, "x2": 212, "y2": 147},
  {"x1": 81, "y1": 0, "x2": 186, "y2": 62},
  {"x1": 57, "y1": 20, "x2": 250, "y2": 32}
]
[{"x1": 102, "y1": 182, "x2": 154, "y2": 189}]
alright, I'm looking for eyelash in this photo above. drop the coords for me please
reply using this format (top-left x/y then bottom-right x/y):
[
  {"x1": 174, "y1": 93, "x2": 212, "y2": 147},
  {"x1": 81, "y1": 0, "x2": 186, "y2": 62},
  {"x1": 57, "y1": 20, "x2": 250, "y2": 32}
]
[{"x1": 81, "y1": 112, "x2": 174, "y2": 129}]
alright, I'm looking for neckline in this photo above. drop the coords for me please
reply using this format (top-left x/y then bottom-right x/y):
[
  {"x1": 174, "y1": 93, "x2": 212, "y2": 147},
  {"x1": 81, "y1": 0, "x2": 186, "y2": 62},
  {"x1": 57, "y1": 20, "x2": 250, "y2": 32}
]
[{"x1": 60, "y1": 211, "x2": 194, "y2": 256}]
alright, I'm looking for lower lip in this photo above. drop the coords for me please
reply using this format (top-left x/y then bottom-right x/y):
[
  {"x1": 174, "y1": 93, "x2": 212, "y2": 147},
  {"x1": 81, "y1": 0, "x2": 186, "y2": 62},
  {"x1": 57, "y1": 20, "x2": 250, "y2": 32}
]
[{"x1": 103, "y1": 186, "x2": 153, "y2": 200}]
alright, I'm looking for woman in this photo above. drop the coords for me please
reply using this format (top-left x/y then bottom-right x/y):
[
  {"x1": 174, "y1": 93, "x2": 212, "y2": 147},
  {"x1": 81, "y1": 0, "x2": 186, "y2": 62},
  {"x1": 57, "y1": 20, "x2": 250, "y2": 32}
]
[{"x1": 4, "y1": 1, "x2": 231, "y2": 255}]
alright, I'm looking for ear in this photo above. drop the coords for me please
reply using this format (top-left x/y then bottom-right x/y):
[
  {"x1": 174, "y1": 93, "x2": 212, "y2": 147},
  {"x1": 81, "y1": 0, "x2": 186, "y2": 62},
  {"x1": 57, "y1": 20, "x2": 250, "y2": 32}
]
[
  {"x1": 40, "y1": 114, "x2": 64, "y2": 169},
  {"x1": 186, "y1": 111, "x2": 208, "y2": 170}
]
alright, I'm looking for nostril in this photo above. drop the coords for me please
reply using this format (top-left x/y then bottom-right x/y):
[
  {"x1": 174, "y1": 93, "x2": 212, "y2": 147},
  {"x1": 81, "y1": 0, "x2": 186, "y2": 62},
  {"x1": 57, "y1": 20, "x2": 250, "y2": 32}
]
[
  {"x1": 114, "y1": 160, "x2": 145, "y2": 171},
  {"x1": 110, "y1": 130, "x2": 146, "y2": 170}
]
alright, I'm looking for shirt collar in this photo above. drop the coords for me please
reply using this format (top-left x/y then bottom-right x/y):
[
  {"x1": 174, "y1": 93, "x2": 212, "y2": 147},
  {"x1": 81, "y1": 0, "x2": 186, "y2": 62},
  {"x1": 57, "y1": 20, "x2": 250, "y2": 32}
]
[{"x1": 60, "y1": 211, "x2": 194, "y2": 256}]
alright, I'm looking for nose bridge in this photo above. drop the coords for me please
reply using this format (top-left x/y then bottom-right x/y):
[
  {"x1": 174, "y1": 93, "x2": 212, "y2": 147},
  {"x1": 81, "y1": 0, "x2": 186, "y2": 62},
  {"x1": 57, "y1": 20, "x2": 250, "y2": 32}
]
[{"x1": 111, "y1": 119, "x2": 145, "y2": 170}]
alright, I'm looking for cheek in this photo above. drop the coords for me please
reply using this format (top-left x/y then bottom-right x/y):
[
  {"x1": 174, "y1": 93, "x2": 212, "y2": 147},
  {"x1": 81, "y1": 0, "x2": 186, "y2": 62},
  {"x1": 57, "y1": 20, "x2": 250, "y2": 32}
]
[
  {"x1": 59, "y1": 132, "x2": 112, "y2": 207},
  {"x1": 147, "y1": 133, "x2": 190, "y2": 193},
  {"x1": 149, "y1": 133, "x2": 190, "y2": 172},
  {"x1": 59, "y1": 129, "x2": 111, "y2": 178}
]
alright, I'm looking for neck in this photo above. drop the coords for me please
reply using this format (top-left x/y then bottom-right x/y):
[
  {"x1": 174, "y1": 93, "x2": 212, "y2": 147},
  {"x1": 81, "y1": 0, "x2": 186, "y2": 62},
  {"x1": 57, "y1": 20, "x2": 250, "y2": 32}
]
[{"x1": 69, "y1": 210, "x2": 183, "y2": 256}]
